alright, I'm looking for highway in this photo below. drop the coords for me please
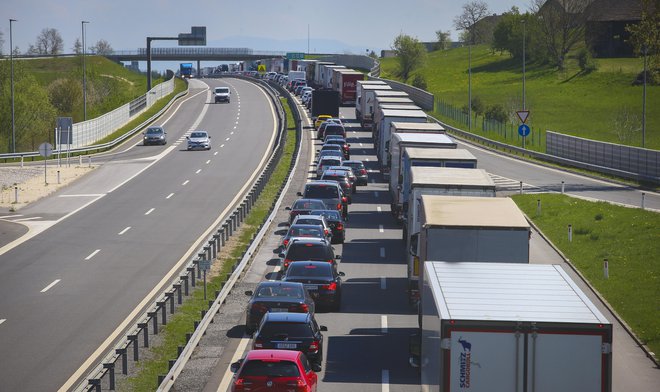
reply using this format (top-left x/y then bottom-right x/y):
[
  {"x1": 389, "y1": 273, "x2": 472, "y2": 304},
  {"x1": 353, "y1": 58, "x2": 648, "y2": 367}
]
[
  {"x1": 174, "y1": 96, "x2": 659, "y2": 392},
  {"x1": 0, "y1": 78, "x2": 278, "y2": 391}
]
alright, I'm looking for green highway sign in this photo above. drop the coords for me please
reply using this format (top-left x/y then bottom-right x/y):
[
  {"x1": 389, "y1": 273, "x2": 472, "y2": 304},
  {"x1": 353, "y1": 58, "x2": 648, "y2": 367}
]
[{"x1": 286, "y1": 52, "x2": 305, "y2": 60}]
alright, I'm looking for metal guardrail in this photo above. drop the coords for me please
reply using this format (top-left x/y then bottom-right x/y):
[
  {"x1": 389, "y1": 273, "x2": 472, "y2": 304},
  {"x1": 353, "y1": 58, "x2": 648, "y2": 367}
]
[{"x1": 72, "y1": 77, "x2": 299, "y2": 392}]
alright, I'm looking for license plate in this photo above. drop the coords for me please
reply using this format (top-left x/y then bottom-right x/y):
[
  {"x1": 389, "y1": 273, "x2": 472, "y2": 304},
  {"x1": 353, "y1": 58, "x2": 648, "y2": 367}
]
[
  {"x1": 270, "y1": 308, "x2": 288, "y2": 312},
  {"x1": 304, "y1": 285, "x2": 318, "y2": 291},
  {"x1": 277, "y1": 343, "x2": 298, "y2": 349}
]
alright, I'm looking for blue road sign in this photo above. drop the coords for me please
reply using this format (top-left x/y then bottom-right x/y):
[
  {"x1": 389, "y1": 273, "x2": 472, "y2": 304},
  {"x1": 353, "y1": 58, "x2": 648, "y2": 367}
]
[{"x1": 518, "y1": 124, "x2": 530, "y2": 137}]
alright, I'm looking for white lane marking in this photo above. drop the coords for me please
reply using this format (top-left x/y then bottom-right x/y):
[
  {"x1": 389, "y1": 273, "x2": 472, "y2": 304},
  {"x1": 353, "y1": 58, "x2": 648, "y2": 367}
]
[
  {"x1": 230, "y1": 131, "x2": 234, "y2": 135},
  {"x1": 381, "y1": 316, "x2": 388, "y2": 334},
  {"x1": 382, "y1": 369, "x2": 390, "y2": 392},
  {"x1": 225, "y1": 137, "x2": 230, "y2": 141},
  {"x1": 85, "y1": 249, "x2": 101, "y2": 261},
  {"x1": 206, "y1": 160, "x2": 211, "y2": 165},
  {"x1": 381, "y1": 277, "x2": 386, "y2": 289},
  {"x1": 217, "y1": 337, "x2": 251, "y2": 392},
  {"x1": 379, "y1": 225, "x2": 384, "y2": 233},
  {"x1": 118, "y1": 227, "x2": 131, "y2": 235},
  {"x1": 360, "y1": 143, "x2": 363, "y2": 146},
  {"x1": 0, "y1": 319, "x2": 5, "y2": 325},
  {"x1": 57, "y1": 194, "x2": 105, "y2": 197},
  {"x1": 377, "y1": 206, "x2": 382, "y2": 213},
  {"x1": 182, "y1": 180, "x2": 189, "y2": 186},
  {"x1": 166, "y1": 193, "x2": 174, "y2": 199},
  {"x1": 12, "y1": 217, "x2": 43, "y2": 222},
  {"x1": 145, "y1": 208, "x2": 155, "y2": 215},
  {"x1": 220, "y1": 144, "x2": 225, "y2": 148},
  {"x1": 0, "y1": 214, "x2": 22, "y2": 219},
  {"x1": 41, "y1": 279, "x2": 61, "y2": 293},
  {"x1": 195, "y1": 169, "x2": 202, "y2": 174},
  {"x1": 235, "y1": 121, "x2": 239, "y2": 125},
  {"x1": 214, "y1": 151, "x2": 218, "y2": 156},
  {"x1": 380, "y1": 247, "x2": 385, "y2": 258}
]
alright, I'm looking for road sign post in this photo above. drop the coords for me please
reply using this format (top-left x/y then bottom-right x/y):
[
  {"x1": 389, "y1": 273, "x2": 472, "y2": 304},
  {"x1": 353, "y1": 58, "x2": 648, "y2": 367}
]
[
  {"x1": 199, "y1": 259, "x2": 211, "y2": 299},
  {"x1": 39, "y1": 142, "x2": 53, "y2": 184},
  {"x1": 516, "y1": 110, "x2": 531, "y2": 149}
]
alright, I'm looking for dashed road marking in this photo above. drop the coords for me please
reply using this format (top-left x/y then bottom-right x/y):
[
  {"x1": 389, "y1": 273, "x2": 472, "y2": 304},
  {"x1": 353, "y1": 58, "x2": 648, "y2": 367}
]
[
  {"x1": 118, "y1": 227, "x2": 131, "y2": 235},
  {"x1": 182, "y1": 180, "x2": 189, "y2": 186},
  {"x1": 85, "y1": 249, "x2": 100, "y2": 261},
  {"x1": 195, "y1": 169, "x2": 202, "y2": 174},
  {"x1": 166, "y1": 193, "x2": 174, "y2": 199},
  {"x1": 145, "y1": 208, "x2": 155, "y2": 215},
  {"x1": 41, "y1": 279, "x2": 61, "y2": 293}
]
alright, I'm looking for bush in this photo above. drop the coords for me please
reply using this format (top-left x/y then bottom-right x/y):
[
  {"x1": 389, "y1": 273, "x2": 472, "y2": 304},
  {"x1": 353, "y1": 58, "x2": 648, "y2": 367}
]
[
  {"x1": 578, "y1": 49, "x2": 597, "y2": 73},
  {"x1": 485, "y1": 104, "x2": 509, "y2": 123},
  {"x1": 411, "y1": 74, "x2": 428, "y2": 90}
]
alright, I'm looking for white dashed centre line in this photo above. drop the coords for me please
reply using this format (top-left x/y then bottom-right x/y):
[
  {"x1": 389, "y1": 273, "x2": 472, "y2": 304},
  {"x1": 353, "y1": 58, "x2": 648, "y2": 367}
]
[
  {"x1": 166, "y1": 193, "x2": 175, "y2": 199},
  {"x1": 382, "y1": 369, "x2": 390, "y2": 392},
  {"x1": 360, "y1": 143, "x2": 363, "y2": 146},
  {"x1": 220, "y1": 144, "x2": 225, "y2": 148},
  {"x1": 182, "y1": 180, "x2": 190, "y2": 186},
  {"x1": 380, "y1": 247, "x2": 385, "y2": 258},
  {"x1": 381, "y1": 316, "x2": 388, "y2": 333},
  {"x1": 230, "y1": 131, "x2": 234, "y2": 135},
  {"x1": 195, "y1": 169, "x2": 202, "y2": 174},
  {"x1": 118, "y1": 227, "x2": 131, "y2": 235},
  {"x1": 85, "y1": 249, "x2": 100, "y2": 261},
  {"x1": 381, "y1": 277, "x2": 386, "y2": 289},
  {"x1": 145, "y1": 208, "x2": 155, "y2": 215},
  {"x1": 0, "y1": 319, "x2": 5, "y2": 325},
  {"x1": 41, "y1": 279, "x2": 61, "y2": 293},
  {"x1": 206, "y1": 160, "x2": 211, "y2": 165},
  {"x1": 214, "y1": 152, "x2": 218, "y2": 156},
  {"x1": 225, "y1": 137, "x2": 230, "y2": 141}
]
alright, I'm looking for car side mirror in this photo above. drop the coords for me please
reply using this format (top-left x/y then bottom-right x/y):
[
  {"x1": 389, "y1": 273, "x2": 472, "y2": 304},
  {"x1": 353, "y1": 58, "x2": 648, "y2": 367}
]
[
  {"x1": 319, "y1": 325, "x2": 328, "y2": 332},
  {"x1": 244, "y1": 290, "x2": 254, "y2": 296},
  {"x1": 338, "y1": 271, "x2": 345, "y2": 277},
  {"x1": 230, "y1": 359, "x2": 243, "y2": 373},
  {"x1": 208, "y1": 136, "x2": 211, "y2": 139}
]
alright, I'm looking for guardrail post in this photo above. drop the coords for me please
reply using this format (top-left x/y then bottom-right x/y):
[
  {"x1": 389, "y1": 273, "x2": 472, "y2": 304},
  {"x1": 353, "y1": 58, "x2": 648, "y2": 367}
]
[
  {"x1": 138, "y1": 322, "x2": 149, "y2": 348},
  {"x1": 204, "y1": 245, "x2": 212, "y2": 261},
  {"x1": 181, "y1": 274, "x2": 189, "y2": 296},
  {"x1": 187, "y1": 267, "x2": 196, "y2": 287},
  {"x1": 128, "y1": 334, "x2": 139, "y2": 361},
  {"x1": 169, "y1": 359, "x2": 176, "y2": 370},
  {"x1": 221, "y1": 226, "x2": 227, "y2": 245},
  {"x1": 88, "y1": 378, "x2": 101, "y2": 392},
  {"x1": 116, "y1": 348, "x2": 127, "y2": 374},
  {"x1": 148, "y1": 311, "x2": 158, "y2": 334},
  {"x1": 166, "y1": 292, "x2": 175, "y2": 314},
  {"x1": 104, "y1": 362, "x2": 116, "y2": 390},
  {"x1": 213, "y1": 234, "x2": 221, "y2": 256},
  {"x1": 196, "y1": 257, "x2": 203, "y2": 279},
  {"x1": 157, "y1": 301, "x2": 167, "y2": 325},
  {"x1": 174, "y1": 283, "x2": 182, "y2": 304}
]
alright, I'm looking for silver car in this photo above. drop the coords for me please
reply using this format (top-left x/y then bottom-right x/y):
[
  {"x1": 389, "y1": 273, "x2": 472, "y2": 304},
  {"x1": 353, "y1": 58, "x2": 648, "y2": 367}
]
[{"x1": 187, "y1": 130, "x2": 211, "y2": 150}]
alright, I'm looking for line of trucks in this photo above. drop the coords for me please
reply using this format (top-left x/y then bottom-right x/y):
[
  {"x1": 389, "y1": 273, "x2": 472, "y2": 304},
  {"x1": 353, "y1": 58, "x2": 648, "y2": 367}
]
[{"x1": 277, "y1": 60, "x2": 613, "y2": 392}]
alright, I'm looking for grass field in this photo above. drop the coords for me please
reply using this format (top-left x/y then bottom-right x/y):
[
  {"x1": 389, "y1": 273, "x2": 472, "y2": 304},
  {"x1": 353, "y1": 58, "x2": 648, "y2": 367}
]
[
  {"x1": 122, "y1": 96, "x2": 297, "y2": 391},
  {"x1": 380, "y1": 46, "x2": 659, "y2": 150},
  {"x1": 511, "y1": 194, "x2": 660, "y2": 357}
]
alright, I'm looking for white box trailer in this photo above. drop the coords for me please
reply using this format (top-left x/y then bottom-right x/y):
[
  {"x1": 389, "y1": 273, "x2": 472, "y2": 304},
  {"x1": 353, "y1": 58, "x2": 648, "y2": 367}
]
[
  {"x1": 373, "y1": 103, "x2": 421, "y2": 134},
  {"x1": 322, "y1": 65, "x2": 345, "y2": 89},
  {"x1": 386, "y1": 122, "x2": 449, "y2": 184},
  {"x1": 357, "y1": 84, "x2": 392, "y2": 127},
  {"x1": 355, "y1": 80, "x2": 387, "y2": 111},
  {"x1": 376, "y1": 109, "x2": 428, "y2": 165},
  {"x1": 400, "y1": 148, "x2": 478, "y2": 214},
  {"x1": 406, "y1": 178, "x2": 498, "y2": 300},
  {"x1": 313, "y1": 61, "x2": 333, "y2": 87},
  {"x1": 388, "y1": 132, "x2": 457, "y2": 208},
  {"x1": 420, "y1": 261, "x2": 613, "y2": 392},
  {"x1": 371, "y1": 91, "x2": 410, "y2": 130}
]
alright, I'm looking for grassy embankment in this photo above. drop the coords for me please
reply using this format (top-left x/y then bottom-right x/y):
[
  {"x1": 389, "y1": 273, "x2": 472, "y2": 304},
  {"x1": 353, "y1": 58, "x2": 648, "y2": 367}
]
[
  {"x1": 512, "y1": 194, "x2": 659, "y2": 357},
  {"x1": 121, "y1": 97, "x2": 297, "y2": 391},
  {"x1": 379, "y1": 45, "x2": 659, "y2": 151}
]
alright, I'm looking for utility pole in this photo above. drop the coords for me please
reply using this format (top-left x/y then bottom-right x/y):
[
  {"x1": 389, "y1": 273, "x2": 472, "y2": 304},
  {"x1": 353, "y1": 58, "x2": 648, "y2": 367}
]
[
  {"x1": 10, "y1": 18, "x2": 17, "y2": 153},
  {"x1": 82, "y1": 21, "x2": 89, "y2": 121}
]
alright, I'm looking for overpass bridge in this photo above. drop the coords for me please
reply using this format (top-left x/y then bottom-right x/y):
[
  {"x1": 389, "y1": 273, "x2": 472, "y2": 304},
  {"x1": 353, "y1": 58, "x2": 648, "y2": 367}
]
[{"x1": 106, "y1": 47, "x2": 288, "y2": 62}]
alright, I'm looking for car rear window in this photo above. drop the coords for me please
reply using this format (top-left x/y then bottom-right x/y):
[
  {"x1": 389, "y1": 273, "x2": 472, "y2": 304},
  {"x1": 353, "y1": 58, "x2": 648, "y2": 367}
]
[
  {"x1": 287, "y1": 244, "x2": 331, "y2": 260},
  {"x1": 293, "y1": 200, "x2": 325, "y2": 210},
  {"x1": 305, "y1": 185, "x2": 338, "y2": 199},
  {"x1": 256, "y1": 285, "x2": 303, "y2": 298},
  {"x1": 310, "y1": 210, "x2": 341, "y2": 221},
  {"x1": 215, "y1": 88, "x2": 229, "y2": 94},
  {"x1": 287, "y1": 263, "x2": 332, "y2": 277},
  {"x1": 191, "y1": 132, "x2": 207, "y2": 138},
  {"x1": 259, "y1": 322, "x2": 314, "y2": 338},
  {"x1": 294, "y1": 218, "x2": 323, "y2": 226},
  {"x1": 240, "y1": 360, "x2": 300, "y2": 377},
  {"x1": 321, "y1": 174, "x2": 345, "y2": 182},
  {"x1": 288, "y1": 227, "x2": 323, "y2": 237}
]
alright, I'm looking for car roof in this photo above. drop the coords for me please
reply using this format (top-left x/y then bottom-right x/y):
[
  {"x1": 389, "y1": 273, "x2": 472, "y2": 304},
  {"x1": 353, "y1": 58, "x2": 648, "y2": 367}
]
[
  {"x1": 322, "y1": 170, "x2": 348, "y2": 176},
  {"x1": 294, "y1": 215, "x2": 326, "y2": 221},
  {"x1": 245, "y1": 349, "x2": 301, "y2": 361},
  {"x1": 294, "y1": 198, "x2": 326, "y2": 204},
  {"x1": 262, "y1": 312, "x2": 311, "y2": 323},
  {"x1": 343, "y1": 160, "x2": 363, "y2": 164},
  {"x1": 306, "y1": 180, "x2": 340, "y2": 187}
]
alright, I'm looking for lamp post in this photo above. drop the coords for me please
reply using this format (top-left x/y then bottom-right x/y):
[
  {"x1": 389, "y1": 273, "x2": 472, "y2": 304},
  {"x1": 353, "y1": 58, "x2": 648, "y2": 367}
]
[
  {"x1": 82, "y1": 21, "x2": 89, "y2": 121},
  {"x1": 10, "y1": 18, "x2": 17, "y2": 153}
]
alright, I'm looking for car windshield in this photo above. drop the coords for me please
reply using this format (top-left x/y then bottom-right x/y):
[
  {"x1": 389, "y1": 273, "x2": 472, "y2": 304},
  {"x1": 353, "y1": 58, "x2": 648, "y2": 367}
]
[
  {"x1": 259, "y1": 322, "x2": 314, "y2": 339},
  {"x1": 146, "y1": 128, "x2": 162, "y2": 135},
  {"x1": 215, "y1": 88, "x2": 229, "y2": 93},
  {"x1": 240, "y1": 360, "x2": 301, "y2": 378},
  {"x1": 287, "y1": 263, "x2": 332, "y2": 277},
  {"x1": 305, "y1": 185, "x2": 338, "y2": 199},
  {"x1": 288, "y1": 226, "x2": 323, "y2": 238},
  {"x1": 287, "y1": 244, "x2": 330, "y2": 260},
  {"x1": 191, "y1": 132, "x2": 207, "y2": 138},
  {"x1": 293, "y1": 200, "x2": 325, "y2": 210},
  {"x1": 256, "y1": 285, "x2": 304, "y2": 298}
]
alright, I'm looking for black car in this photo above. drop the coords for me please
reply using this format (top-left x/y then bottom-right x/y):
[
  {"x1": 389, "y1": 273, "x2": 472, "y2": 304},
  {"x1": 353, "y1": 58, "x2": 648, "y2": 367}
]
[
  {"x1": 322, "y1": 124, "x2": 346, "y2": 141},
  {"x1": 244, "y1": 281, "x2": 315, "y2": 334},
  {"x1": 252, "y1": 312, "x2": 327, "y2": 368},
  {"x1": 343, "y1": 160, "x2": 368, "y2": 186},
  {"x1": 279, "y1": 238, "x2": 340, "y2": 272},
  {"x1": 309, "y1": 209, "x2": 345, "y2": 244},
  {"x1": 323, "y1": 138, "x2": 350, "y2": 159},
  {"x1": 283, "y1": 261, "x2": 345, "y2": 311},
  {"x1": 143, "y1": 126, "x2": 167, "y2": 145},
  {"x1": 285, "y1": 198, "x2": 327, "y2": 224},
  {"x1": 320, "y1": 170, "x2": 354, "y2": 203}
]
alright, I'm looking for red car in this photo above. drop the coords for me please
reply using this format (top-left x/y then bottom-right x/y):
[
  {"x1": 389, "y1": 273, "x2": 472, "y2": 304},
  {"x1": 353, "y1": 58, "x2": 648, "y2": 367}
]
[{"x1": 230, "y1": 349, "x2": 319, "y2": 391}]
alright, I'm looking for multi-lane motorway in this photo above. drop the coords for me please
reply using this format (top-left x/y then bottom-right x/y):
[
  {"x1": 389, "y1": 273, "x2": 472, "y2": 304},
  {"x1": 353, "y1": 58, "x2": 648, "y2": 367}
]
[{"x1": 0, "y1": 78, "x2": 657, "y2": 391}]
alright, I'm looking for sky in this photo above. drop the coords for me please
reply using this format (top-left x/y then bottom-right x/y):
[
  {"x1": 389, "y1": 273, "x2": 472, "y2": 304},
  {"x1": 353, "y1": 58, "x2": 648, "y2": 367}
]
[{"x1": 1, "y1": 0, "x2": 531, "y2": 69}]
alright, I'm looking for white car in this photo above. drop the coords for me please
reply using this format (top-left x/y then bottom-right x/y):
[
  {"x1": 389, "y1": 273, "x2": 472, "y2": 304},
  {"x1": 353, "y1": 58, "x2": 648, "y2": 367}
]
[
  {"x1": 187, "y1": 130, "x2": 211, "y2": 150},
  {"x1": 214, "y1": 87, "x2": 231, "y2": 103}
]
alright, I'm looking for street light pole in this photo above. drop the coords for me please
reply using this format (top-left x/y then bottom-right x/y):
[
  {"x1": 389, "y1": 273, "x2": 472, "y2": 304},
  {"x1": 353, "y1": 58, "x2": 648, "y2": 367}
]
[
  {"x1": 82, "y1": 21, "x2": 89, "y2": 121},
  {"x1": 10, "y1": 18, "x2": 17, "y2": 153}
]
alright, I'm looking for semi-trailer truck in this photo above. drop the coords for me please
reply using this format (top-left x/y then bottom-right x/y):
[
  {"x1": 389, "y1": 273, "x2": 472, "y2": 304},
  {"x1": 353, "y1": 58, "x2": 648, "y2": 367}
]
[
  {"x1": 336, "y1": 70, "x2": 365, "y2": 106},
  {"x1": 375, "y1": 109, "x2": 428, "y2": 165},
  {"x1": 311, "y1": 90, "x2": 340, "y2": 119},
  {"x1": 180, "y1": 63, "x2": 193, "y2": 78},
  {"x1": 356, "y1": 84, "x2": 391, "y2": 127},
  {"x1": 419, "y1": 261, "x2": 613, "y2": 392}
]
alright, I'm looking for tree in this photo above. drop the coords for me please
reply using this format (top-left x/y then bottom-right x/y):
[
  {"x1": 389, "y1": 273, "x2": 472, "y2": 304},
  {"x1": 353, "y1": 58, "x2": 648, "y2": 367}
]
[
  {"x1": 626, "y1": 0, "x2": 660, "y2": 81},
  {"x1": 25, "y1": 44, "x2": 38, "y2": 55},
  {"x1": 435, "y1": 30, "x2": 452, "y2": 50},
  {"x1": 72, "y1": 38, "x2": 82, "y2": 55},
  {"x1": 35, "y1": 28, "x2": 64, "y2": 55},
  {"x1": 391, "y1": 34, "x2": 427, "y2": 81},
  {"x1": 492, "y1": 8, "x2": 545, "y2": 62},
  {"x1": 453, "y1": 1, "x2": 491, "y2": 44},
  {"x1": 90, "y1": 39, "x2": 113, "y2": 55},
  {"x1": 532, "y1": 0, "x2": 589, "y2": 70}
]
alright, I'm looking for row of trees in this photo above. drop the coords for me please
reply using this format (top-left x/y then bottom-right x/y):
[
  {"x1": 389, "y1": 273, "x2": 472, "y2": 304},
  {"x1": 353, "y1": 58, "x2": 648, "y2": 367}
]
[{"x1": 0, "y1": 28, "x2": 113, "y2": 56}]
